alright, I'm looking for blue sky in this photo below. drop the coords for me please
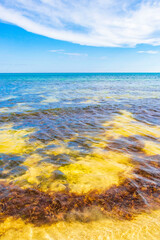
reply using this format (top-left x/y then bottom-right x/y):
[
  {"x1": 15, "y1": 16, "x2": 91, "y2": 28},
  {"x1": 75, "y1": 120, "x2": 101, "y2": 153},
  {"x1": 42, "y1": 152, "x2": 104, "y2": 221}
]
[{"x1": 0, "y1": 0, "x2": 160, "y2": 72}]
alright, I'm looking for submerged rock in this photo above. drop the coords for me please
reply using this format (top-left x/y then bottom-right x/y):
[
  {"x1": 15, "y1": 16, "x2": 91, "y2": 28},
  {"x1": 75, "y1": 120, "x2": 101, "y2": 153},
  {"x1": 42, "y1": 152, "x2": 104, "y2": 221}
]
[{"x1": 51, "y1": 170, "x2": 66, "y2": 180}]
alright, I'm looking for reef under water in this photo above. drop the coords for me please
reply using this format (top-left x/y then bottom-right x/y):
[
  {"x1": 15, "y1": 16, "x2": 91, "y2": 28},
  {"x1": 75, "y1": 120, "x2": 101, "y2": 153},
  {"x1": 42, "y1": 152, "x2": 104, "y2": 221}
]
[{"x1": 0, "y1": 73, "x2": 160, "y2": 239}]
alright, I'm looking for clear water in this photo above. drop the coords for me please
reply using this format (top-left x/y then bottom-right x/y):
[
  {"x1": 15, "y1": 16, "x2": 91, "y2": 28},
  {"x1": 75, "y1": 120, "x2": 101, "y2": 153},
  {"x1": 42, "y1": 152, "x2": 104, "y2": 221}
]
[
  {"x1": 0, "y1": 73, "x2": 160, "y2": 112},
  {"x1": 0, "y1": 73, "x2": 160, "y2": 240}
]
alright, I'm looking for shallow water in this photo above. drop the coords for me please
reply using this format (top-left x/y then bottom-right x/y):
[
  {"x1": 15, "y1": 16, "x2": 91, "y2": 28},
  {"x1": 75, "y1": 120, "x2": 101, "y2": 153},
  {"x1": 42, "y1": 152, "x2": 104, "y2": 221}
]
[{"x1": 0, "y1": 73, "x2": 160, "y2": 239}]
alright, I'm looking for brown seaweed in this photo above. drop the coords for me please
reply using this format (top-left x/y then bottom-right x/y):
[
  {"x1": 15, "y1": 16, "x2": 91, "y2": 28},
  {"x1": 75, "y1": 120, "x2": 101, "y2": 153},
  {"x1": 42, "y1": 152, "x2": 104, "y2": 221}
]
[{"x1": 0, "y1": 172, "x2": 159, "y2": 226}]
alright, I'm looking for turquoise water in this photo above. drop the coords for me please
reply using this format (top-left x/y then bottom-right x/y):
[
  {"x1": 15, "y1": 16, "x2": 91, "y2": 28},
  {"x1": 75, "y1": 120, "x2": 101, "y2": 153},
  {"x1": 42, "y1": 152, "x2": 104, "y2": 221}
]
[
  {"x1": 0, "y1": 73, "x2": 160, "y2": 113},
  {"x1": 0, "y1": 73, "x2": 160, "y2": 239}
]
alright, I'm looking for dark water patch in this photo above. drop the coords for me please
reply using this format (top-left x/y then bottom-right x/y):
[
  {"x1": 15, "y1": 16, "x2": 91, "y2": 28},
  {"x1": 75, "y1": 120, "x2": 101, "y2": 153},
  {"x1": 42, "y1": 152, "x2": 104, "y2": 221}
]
[
  {"x1": 0, "y1": 103, "x2": 159, "y2": 133},
  {"x1": 133, "y1": 107, "x2": 160, "y2": 126},
  {"x1": 0, "y1": 155, "x2": 24, "y2": 169},
  {"x1": 67, "y1": 138, "x2": 92, "y2": 153},
  {"x1": 0, "y1": 170, "x2": 7, "y2": 179},
  {"x1": 106, "y1": 136, "x2": 144, "y2": 154},
  {"x1": 131, "y1": 154, "x2": 160, "y2": 187},
  {"x1": 51, "y1": 170, "x2": 66, "y2": 180},
  {"x1": 0, "y1": 155, "x2": 27, "y2": 179},
  {"x1": 42, "y1": 154, "x2": 73, "y2": 166},
  {"x1": 9, "y1": 166, "x2": 28, "y2": 178},
  {"x1": 134, "y1": 165, "x2": 160, "y2": 181}
]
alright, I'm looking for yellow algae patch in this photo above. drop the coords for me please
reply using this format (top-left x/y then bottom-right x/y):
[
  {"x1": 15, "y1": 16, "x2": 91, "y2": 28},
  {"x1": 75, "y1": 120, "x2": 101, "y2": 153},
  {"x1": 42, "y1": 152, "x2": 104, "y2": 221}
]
[
  {"x1": 0, "y1": 123, "x2": 14, "y2": 130},
  {"x1": 11, "y1": 160, "x2": 58, "y2": 191},
  {"x1": 103, "y1": 110, "x2": 160, "y2": 139},
  {"x1": 80, "y1": 99, "x2": 98, "y2": 104},
  {"x1": 113, "y1": 94, "x2": 146, "y2": 100},
  {"x1": 59, "y1": 151, "x2": 132, "y2": 194},
  {"x1": 93, "y1": 150, "x2": 132, "y2": 166},
  {"x1": 41, "y1": 96, "x2": 59, "y2": 103},
  {"x1": 24, "y1": 162, "x2": 55, "y2": 185},
  {"x1": 22, "y1": 154, "x2": 43, "y2": 167},
  {"x1": 46, "y1": 142, "x2": 79, "y2": 159},
  {"x1": 0, "y1": 210, "x2": 160, "y2": 240},
  {"x1": 0, "y1": 107, "x2": 10, "y2": 113},
  {"x1": 143, "y1": 141, "x2": 160, "y2": 156},
  {"x1": 13, "y1": 142, "x2": 132, "y2": 193},
  {"x1": 0, "y1": 126, "x2": 36, "y2": 155},
  {"x1": 79, "y1": 96, "x2": 105, "y2": 104},
  {"x1": 46, "y1": 145, "x2": 71, "y2": 156},
  {"x1": 0, "y1": 124, "x2": 45, "y2": 155},
  {"x1": 11, "y1": 154, "x2": 66, "y2": 192},
  {"x1": 91, "y1": 138, "x2": 108, "y2": 149}
]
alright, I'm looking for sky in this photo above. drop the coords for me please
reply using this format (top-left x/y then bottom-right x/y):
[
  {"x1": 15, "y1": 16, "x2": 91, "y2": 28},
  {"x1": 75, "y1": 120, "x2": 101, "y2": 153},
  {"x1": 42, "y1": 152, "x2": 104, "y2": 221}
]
[{"x1": 0, "y1": 0, "x2": 160, "y2": 72}]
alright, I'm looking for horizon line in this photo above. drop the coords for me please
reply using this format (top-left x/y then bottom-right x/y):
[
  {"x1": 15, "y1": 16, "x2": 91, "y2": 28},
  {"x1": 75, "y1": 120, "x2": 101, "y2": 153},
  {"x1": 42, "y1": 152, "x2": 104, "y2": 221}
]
[{"x1": 0, "y1": 72, "x2": 160, "y2": 74}]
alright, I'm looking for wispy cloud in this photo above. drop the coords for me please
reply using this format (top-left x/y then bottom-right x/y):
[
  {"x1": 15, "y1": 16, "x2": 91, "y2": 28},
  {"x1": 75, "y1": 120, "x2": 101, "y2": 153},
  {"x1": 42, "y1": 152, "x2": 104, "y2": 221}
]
[
  {"x1": 138, "y1": 50, "x2": 158, "y2": 54},
  {"x1": 1, "y1": 1, "x2": 160, "y2": 47},
  {"x1": 49, "y1": 49, "x2": 64, "y2": 53},
  {"x1": 49, "y1": 49, "x2": 88, "y2": 56},
  {"x1": 64, "y1": 52, "x2": 88, "y2": 56}
]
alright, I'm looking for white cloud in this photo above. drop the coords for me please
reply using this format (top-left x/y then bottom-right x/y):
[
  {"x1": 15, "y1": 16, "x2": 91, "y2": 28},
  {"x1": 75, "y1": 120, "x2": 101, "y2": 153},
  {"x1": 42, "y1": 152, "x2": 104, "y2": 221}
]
[
  {"x1": 1, "y1": 1, "x2": 160, "y2": 47},
  {"x1": 138, "y1": 50, "x2": 158, "y2": 54},
  {"x1": 49, "y1": 49, "x2": 88, "y2": 56}
]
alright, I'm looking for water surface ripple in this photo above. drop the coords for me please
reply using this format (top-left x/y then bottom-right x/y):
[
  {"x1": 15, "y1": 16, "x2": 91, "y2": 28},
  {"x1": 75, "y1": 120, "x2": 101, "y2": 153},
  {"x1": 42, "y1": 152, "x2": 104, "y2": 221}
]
[{"x1": 0, "y1": 73, "x2": 160, "y2": 239}]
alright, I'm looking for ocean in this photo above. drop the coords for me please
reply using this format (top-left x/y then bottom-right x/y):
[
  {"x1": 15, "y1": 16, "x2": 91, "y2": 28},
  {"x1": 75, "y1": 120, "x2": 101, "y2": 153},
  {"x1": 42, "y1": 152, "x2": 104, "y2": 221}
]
[{"x1": 0, "y1": 73, "x2": 160, "y2": 239}]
